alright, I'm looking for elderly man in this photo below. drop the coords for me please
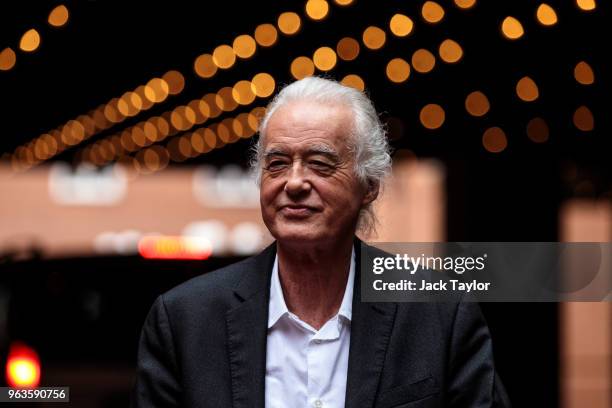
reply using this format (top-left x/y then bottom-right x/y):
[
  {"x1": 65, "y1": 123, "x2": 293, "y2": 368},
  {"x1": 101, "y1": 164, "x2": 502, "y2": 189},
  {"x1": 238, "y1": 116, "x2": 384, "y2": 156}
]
[{"x1": 132, "y1": 77, "x2": 510, "y2": 407}]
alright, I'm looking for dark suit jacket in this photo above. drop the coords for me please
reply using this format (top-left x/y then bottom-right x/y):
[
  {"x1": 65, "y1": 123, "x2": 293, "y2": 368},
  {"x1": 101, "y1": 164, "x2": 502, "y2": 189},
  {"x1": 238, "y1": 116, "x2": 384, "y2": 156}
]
[{"x1": 132, "y1": 240, "x2": 511, "y2": 407}]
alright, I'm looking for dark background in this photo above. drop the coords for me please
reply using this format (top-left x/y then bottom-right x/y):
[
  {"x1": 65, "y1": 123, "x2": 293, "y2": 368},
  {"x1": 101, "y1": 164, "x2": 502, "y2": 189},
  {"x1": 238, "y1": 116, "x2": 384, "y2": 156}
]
[{"x1": 1, "y1": 0, "x2": 609, "y2": 406}]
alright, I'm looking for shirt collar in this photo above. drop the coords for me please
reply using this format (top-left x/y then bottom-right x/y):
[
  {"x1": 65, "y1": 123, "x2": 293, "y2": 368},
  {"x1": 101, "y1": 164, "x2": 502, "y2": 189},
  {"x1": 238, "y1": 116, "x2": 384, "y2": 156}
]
[{"x1": 267, "y1": 247, "x2": 355, "y2": 329}]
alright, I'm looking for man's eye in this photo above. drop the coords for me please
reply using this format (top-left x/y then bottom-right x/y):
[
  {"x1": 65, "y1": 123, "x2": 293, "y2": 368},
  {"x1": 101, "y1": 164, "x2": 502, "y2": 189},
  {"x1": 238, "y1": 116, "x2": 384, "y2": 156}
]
[
  {"x1": 267, "y1": 161, "x2": 288, "y2": 170},
  {"x1": 309, "y1": 160, "x2": 333, "y2": 169}
]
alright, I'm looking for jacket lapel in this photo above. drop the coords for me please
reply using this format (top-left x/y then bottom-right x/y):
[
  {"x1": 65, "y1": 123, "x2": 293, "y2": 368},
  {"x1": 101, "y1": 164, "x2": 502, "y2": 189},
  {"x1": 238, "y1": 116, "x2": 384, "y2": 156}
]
[
  {"x1": 225, "y1": 243, "x2": 276, "y2": 408},
  {"x1": 345, "y1": 240, "x2": 398, "y2": 408}
]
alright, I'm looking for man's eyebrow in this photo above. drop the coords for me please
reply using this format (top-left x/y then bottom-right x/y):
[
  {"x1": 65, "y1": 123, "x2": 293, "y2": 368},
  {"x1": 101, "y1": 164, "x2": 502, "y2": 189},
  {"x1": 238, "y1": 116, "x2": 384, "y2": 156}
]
[{"x1": 263, "y1": 145, "x2": 340, "y2": 160}]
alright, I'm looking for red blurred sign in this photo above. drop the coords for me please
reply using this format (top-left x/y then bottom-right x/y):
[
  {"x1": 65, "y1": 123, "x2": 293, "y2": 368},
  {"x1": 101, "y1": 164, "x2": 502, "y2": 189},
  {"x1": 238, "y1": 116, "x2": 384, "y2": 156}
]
[{"x1": 138, "y1": 236, "x2": 213, "y2": 260}]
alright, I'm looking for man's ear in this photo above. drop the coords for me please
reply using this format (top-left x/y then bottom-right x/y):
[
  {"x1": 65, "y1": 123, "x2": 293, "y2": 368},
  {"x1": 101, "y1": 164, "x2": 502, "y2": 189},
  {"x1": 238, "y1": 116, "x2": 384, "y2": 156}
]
[{"x1": 362, "y1": 180, "x2": 380, "y2": 206}]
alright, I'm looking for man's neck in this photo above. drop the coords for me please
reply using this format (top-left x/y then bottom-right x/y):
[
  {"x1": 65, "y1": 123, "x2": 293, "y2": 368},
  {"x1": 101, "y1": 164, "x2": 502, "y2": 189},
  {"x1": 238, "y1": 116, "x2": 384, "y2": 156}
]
[{"x1": 276, "y1": 238, "x2": 354, "y2": 330}]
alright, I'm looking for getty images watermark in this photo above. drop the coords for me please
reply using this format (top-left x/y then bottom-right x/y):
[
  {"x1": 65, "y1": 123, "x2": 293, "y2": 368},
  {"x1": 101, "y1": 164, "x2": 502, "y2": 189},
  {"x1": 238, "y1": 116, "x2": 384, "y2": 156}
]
[{"x1": 361, "y1": 242, "x2": 612, "y2": 302}]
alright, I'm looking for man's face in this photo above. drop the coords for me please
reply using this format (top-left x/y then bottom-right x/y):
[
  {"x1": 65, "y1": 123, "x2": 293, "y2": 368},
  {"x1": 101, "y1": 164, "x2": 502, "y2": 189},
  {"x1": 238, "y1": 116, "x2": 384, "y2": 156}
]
[{"x1": 259, "y1": 100, "x2": 376, "y2": 246}]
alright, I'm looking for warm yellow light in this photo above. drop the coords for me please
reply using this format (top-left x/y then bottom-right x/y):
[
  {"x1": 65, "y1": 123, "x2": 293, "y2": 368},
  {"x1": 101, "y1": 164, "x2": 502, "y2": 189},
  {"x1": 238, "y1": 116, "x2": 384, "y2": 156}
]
[
  {"x1": 386, "y1": 58, "x2": 411, "y2": 83},
  {"x1": 573, "y1": 106, "x2": 594, "y2": 131},
  {"x1": 144, "y1": 78, "x2": 170, "y2": 103},
  {"x1": 251, "y1": 73, "x2": 276, "y2": 98},
  {"x1": 313, "y1": 46, "x2": 337, "y2": 71},
  {"x1": 574, "y1": 61, "x2": 595, "y2": 85},
  {"x1": 536, "y1": 4, "x2": 558, "y2": 26},
  {"x1": 0, "y1": 47, "x2": 16, "y2": 71},
  {"x1": 362, "y1": 26, "x2": 386, "y2": 50},
  {"x1": 305, "y1": 0, "x2": 329, "y2": 20},
  {"x1": 454, "y1": 0, "x2": 476, "y2": 9},
  {"x1": 203, "y1": 128, "x2": 217, "y2": 149},
  {"x1": 439, "y1": 39, "x2": 463, "y2": 63},
  {"x1": 336, "y1": 37, "x2": 360, "y2": 61},
  {"x1": 412, "y1": 49, "x2": 436, "y2": 73},
  {"x1": 212, "y1": 45, "x2": 236, "y2": 69},
  {"x1": 233, "y1": 35, "x2": 257, "y2": 59},
  {"x1": 20, "y1": 29, "x2": 41, "y2": 52},
  {"x1": 501, "y1": 17, "x2": 524, "y2": 40},
  {"x1": 104, "y1": 99, "x2": 122, "y2": 123},
  {"x1": 48, "y1": 4, "x2": 69, "y2": 27},
  {"x1": 194, "y1": 54, "x2": 217, "y2": 78},
  {"x1": 162, "y1": 70, "x2": 185, "y2": 95},
  {"x1": 482, "y1": 127, "x2": 507, "y2": 153},
  {"x1": 143, "y1": 121, "x2": 158, "y2": 142},
  {"x1": 290, "y1": 56, "x2": 315, "y2": 79},
  {"x1": 516, "y1": 76, "x2": 539, "y2": 102},
  {"x1": 341, "y1": 74, "x2": 365, "y2": 91},
  {"x1": 420, "y1": 104, "x2": 445, "y2": 129},
  {"x1": 389, "y1": 14, "x2": 414, "y2": 37},
  {"x1": 334, "y1": 0, "x2": 353, "y2": 5},
  {"x1": 135, "y1": 85, "x2": 154, "y2": 110},
  {"x1": 576, "y1": 0, "x2": 596, "y2": 11},
  {"x1": 216, "y1": 87, "x2": 238, "y2": 112},
  {"x1": 278, "y1": 12, "x2": 301, "y2": 35},
  {"x1": 527, "y1": 117, "x2": 549, "y2": 143},
  {"x1": 465, "y1": 91, "x2": 490, "y2": 117},
  {"x1": 232, "y1": 80, "x2": 256, "y2": 105},
  {"x1": 8, "y1": 359, "x2": 39, "y2": 387},
  {"x1": 422, "y1": 1, "x2": 445, "y2": 24},
  {"x1": 203, "y1": 94, "x2": 221, "y2": 118},
  {"x1": 254, "y1": 24, "x2": 278, "y2": 47}
]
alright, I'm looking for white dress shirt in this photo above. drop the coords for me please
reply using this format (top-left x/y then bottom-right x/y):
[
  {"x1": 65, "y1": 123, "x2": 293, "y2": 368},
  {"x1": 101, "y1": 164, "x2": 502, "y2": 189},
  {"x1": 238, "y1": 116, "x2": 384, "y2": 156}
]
[{"x1": 265, "y1": 249, "x2": 355, "y2": 408}]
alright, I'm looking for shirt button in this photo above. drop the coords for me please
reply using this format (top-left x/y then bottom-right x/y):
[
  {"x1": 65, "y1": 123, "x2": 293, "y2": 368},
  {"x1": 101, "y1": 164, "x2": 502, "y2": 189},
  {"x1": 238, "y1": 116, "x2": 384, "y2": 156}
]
[{"x1": 314, "y1": 399, "x2": 323, "y2": 408}]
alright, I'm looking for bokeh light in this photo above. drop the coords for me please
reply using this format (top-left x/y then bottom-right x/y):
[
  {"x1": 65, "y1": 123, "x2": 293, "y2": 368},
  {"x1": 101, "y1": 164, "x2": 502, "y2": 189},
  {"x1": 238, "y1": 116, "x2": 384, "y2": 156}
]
[
  {"x1": 341, "y1": 74, "x2": 365, "y2": 91},
  {"x1": 0, "y1": 47, "x2": 16, "y2": 71},
  {"x1": 386, "y1": 58, "x2": 411, "y2": 83},
  {"x1": 454, "y1": 0, "x2": 476, "y2": 9},
  {"x1": 290, "y1": 56, "x2": 315, "y2": 79},
  {"x1": 574, "y1": 61, "x2": 594, "y2": 85},
  {"x1": 439, "y1": 39, "x2": 463, "y2": 63},
  {"x1": 212, "y1": 45, "x2": 236, "y2": 69},
  {"x1": 419, "y1": 104, "x2": 445, "y2": 129},
  {"x1": 233, "y1": 34, "x2": 257, "y2": 59},
  {"x1": 482, "y1": 127, "x2": 507, "y2": 153},
  {"x1": 232, "y1": 80, "x2": 256, "y2": 105},
  {"x1": 412, "y1": 49, "x2": 436, "y2": 73},
  {"x1": 573, "y1": 106, "x2": 594, "y2": 131},
  {"x1": 536, "y1": 4, "x2": 558, "y2": 26},
  {"x1": 362, "y1": 26, "x2": 386, "y2": 50},
  {"x1": 216, "y1": 87, "x2": 239, "y2": 112},
  {"x1": 313, "y1": 46, "x2": 337, "y2": 71},
  {"x1": 48, "y1": 4, "x2": 69, "y2": 27},
  {"x1": 465, "y1": 91, "x2": 490, "y2": 117},
  {"x1": 389, "y1": 14, "x2": 414, "y2": 37},
  {"x1": 527, "y1": 117, "x2": 550, "y2": 143},
  {"x1": 516, "y1": 76, "x2": 539, "y2": 102},
  {"x1": 501, "y1": 17, "x2": 524, "y2": 40},
  {"x1": 336, "y1": 37, "x2": 360, "y2": 61},
  {"x1": 19, "y1": 29, "x2": 41, "y2": 52},
  {"x1": 194, "y1": 54, "x2": 218, "y2": 78},
  {"x1": 144, "y1": 78, "x2": 170, "y2": 103},
  {"x1": 254, "y1": 24, "x2": 278, "y2": 47},
  {"x1": 251, "y1": 73, "x2": 276, "y2": 98},
  {"x1": 305, "y1": 0, "x2": 329, "y2": 21},
  {"x1": 162, "y1": 70, "x2": 185, "y2": 95},
  {"x1": 278, "y1": 12, "x2": 301, "y2": 35},
  {"x1": 334, "y1": 0, "x2": 354, "y2": 5},
  {"x1": 422, "y1": 1, "x2": 445, "y2": 24},
  {"x1": 576, "y1": 0, "x2": 596, "y2": 11}
]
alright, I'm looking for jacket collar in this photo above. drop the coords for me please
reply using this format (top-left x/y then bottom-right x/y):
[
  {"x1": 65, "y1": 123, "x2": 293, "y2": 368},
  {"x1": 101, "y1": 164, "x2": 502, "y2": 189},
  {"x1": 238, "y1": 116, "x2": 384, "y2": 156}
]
[{"x1": 225, "y1": 238, "x2": 397, "y2": 408}]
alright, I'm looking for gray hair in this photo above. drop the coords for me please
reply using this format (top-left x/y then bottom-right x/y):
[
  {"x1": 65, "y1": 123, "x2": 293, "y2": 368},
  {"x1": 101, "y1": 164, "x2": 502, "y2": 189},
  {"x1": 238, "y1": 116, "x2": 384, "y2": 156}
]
[{"x1": 250, "y1": 76, "x2": 392, "y2": 235}]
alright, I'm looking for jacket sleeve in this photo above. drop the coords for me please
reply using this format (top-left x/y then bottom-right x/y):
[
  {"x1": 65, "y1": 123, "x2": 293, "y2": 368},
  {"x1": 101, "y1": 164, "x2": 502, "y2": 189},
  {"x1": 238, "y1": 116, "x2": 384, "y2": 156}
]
[
  {"x1": 131, "y1": 295, "x2": 182, "y2": 407},
  {"x1": 447, "y1": 300, "x2": 511, "y2": 407}
]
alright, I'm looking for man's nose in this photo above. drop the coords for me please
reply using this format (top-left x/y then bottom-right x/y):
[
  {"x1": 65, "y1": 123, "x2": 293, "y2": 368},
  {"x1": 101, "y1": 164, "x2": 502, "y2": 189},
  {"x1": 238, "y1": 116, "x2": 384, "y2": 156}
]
[{"x1": 284, "y1": 162, "x2": 311, "y2": 196}]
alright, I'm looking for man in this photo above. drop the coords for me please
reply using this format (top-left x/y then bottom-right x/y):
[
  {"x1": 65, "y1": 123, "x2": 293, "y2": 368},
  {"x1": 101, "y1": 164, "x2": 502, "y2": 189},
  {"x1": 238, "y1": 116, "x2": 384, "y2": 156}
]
[{"x1": 132, "y1": 77, "x2": 510, "y2": 407}]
